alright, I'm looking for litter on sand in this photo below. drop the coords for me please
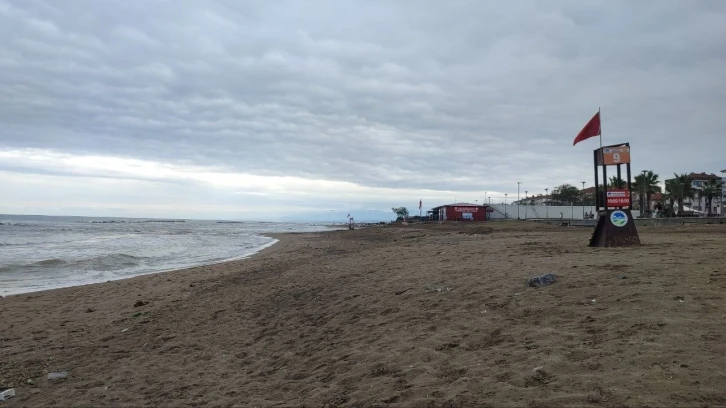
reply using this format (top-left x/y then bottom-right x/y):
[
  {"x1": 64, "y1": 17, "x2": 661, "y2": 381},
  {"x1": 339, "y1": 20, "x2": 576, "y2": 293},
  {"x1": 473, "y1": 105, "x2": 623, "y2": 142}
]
[
  {"x1": 527, "y1": 273, "x2": 557, "y2": 288},
  {"x1": 0, "y1": 388, "x2": 16, "y2": 401},
  {"x1": 48, "y1": 371, "x2": 68, "y2": 380}
]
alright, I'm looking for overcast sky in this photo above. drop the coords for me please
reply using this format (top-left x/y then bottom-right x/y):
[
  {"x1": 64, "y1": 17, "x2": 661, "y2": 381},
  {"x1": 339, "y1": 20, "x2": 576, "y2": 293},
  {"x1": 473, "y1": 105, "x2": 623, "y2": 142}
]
[{"x1": 2, "y1": 0, "x2": 725, "y2": 220}]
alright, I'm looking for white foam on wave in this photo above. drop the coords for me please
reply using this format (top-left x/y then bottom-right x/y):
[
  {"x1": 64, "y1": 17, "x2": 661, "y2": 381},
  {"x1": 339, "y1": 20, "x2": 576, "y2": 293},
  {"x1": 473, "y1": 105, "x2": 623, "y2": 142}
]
[{"x1": 0, "y1": 218, "x2": 324, "y2": 296}]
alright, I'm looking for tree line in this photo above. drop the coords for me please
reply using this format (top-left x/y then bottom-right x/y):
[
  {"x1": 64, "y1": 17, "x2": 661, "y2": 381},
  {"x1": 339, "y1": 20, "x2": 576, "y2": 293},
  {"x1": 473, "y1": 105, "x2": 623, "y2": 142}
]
[
  {"x1": 391, "y1": 172, "x2": 723, "y2": 220},
  {"x1": 542, "y1": 172, "x2": 723, "y2": 217}
]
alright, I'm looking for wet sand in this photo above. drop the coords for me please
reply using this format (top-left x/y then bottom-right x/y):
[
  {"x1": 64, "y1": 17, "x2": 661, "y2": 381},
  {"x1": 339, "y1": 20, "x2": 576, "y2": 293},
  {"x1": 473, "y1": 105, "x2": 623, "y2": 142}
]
[{"x1": 1, "y1": 222, "x2": 725, "y2": 407}]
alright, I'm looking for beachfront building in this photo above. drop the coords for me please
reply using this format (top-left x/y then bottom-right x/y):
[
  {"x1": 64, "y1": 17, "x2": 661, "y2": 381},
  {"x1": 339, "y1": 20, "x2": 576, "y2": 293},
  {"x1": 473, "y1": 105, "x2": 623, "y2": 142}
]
[
  {"x1": 429, "y1": 203, "x2": 492, "y2": 221},
  {"x1": 631, "y1": 192, "x2": 665, "y2": 213},
  {"x1": 665, "y1": 172, "x2": 722, "y2": 214}
]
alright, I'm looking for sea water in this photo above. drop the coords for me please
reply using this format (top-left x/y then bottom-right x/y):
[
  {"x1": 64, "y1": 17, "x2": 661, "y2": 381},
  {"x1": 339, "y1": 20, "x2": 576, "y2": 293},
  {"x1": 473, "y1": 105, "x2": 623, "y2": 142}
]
[{"x1": 0, "y1": 215, "x2": 333, "y2": 296}]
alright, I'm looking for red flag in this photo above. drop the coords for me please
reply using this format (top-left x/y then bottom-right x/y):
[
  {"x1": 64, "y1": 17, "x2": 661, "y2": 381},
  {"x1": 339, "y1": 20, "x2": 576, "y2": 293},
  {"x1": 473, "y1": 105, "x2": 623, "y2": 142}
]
[
  {"x1": 419, "y1": 199, "x2": 422, "y2": 209},
  {"x1": 573, "y1": 112, "x2": 601, "y2": 146}
]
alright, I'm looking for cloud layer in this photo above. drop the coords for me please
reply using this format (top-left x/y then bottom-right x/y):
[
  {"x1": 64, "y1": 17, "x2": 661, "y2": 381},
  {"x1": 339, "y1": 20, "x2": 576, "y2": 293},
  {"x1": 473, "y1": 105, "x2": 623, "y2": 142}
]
[{"x1": 2, "y1": 0, "x2": 725, "y2": 218}]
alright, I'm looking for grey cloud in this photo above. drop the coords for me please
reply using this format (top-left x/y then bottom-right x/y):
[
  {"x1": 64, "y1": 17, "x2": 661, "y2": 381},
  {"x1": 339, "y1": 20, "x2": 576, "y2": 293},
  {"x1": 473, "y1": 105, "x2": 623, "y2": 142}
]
[{"x1": 1, "y1": 0, "x2": 726, "y2": 202}]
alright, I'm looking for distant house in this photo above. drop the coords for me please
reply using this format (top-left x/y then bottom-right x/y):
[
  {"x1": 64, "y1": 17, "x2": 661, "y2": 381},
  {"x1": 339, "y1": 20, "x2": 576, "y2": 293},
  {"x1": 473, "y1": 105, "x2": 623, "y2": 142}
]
[
  {"x1": 631, "y1": 192, "x2": 665, "y2": 212},
  {"x1": 429, "y1": 203, "x2": 493, "y2": 222},
  {"x1": 665, "y1": 172, "x2": 721, "y2": 213}
]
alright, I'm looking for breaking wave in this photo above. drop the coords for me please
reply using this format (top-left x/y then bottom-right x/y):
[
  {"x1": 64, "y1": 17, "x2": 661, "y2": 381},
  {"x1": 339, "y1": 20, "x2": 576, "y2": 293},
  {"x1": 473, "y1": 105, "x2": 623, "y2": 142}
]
[{"x1": 0, "y1": 217, "x2": 336, "y2": 296}]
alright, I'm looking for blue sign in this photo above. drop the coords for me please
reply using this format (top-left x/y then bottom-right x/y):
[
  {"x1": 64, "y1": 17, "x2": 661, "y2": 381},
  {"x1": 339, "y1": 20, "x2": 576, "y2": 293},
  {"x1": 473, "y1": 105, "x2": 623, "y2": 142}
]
[{"x1": 610, "y1": 210, "x2": 628, "y2": 227}]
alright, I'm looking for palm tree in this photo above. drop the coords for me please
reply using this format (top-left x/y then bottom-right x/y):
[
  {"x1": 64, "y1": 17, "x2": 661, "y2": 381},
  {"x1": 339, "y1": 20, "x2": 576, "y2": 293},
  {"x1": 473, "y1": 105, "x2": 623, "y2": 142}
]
[
  {"x1": 663, "y1": 179, "x2": 681, "y2": 217},
  {"x1": 666, "y1": 173, "x2": 695, "y2": 215},
  {"x1": 694, "y1": 188, "x2": 703, "y2": 212},
  {"x1": 632, "y1": 171, "x2": 662, "y2": 213},
  {"x1": 608, "y1": 176, "x2": 626, "y2": 189},
  {"x1": 701, "y1": 179, "x2": 724, "y2": 216}
]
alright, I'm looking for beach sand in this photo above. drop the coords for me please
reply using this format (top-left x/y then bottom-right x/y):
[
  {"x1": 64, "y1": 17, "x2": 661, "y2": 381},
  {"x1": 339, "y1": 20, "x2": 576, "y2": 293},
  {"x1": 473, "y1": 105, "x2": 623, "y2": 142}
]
[{"x1": 1, "y1": 222, "x2": 725, "y2": 407}]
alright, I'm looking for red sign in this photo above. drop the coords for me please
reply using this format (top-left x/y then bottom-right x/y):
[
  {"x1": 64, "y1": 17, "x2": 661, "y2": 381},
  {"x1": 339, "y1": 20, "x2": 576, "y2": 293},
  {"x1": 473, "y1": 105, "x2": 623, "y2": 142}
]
[
  {"x1": 454, "y1": 207, "x2": 478, "y2": 213},
  {"x1": 606, "y1": 189, "x2": 631, "y2": 207}
]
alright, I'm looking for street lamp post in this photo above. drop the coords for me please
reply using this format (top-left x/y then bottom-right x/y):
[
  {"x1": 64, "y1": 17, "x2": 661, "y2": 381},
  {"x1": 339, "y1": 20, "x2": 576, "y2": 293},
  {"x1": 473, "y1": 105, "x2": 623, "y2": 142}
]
[
  {"x1": 545, "y1": 188, "x2": 549, "y2": 219},
  {"x1": 517, "y1": 182, "x2": 521, "y2": 219},
  {"x1": 720, "y1": 169, "x2": 726, "y2": 217},
  {"x1": 524, "y1": 190, "x2": 528, "y2": 219},
  {"x1": 581, "y1": 181, "x2": 586, "y2": 219},
  {"x1": 504, "y1": 193, "x2": 508, "y2": 218}
]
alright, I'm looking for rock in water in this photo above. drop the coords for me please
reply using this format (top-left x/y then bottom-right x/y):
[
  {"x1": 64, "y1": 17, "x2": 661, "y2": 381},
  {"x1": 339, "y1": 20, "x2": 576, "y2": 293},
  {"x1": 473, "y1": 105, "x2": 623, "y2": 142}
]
[{"x1": 527, "y1": 273, "x2": 556, "y2": 288}]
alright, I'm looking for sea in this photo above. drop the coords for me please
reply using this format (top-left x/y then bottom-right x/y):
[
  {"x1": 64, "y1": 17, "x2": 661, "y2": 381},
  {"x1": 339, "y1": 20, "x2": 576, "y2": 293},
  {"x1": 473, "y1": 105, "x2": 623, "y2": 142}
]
[{"x1": 0, "y1": 214, "x2": 337, "y2": 296}]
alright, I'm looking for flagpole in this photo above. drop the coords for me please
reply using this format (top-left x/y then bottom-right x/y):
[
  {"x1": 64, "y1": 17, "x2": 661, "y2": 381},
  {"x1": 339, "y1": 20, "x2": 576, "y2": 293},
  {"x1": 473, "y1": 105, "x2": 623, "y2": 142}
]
[
  {"x1": 599, "y1": 107, "x2": 606, "y2": 214},
  {"x1": 598, "y1": 107, "x2": 603, "y2": 151}
]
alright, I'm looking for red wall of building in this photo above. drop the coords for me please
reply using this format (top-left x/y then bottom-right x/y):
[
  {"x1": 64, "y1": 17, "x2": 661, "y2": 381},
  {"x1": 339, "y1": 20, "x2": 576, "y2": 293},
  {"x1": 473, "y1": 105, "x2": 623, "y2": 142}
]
[{"x1": 444, "y1": 206, "x2": 487, "y2": 221}]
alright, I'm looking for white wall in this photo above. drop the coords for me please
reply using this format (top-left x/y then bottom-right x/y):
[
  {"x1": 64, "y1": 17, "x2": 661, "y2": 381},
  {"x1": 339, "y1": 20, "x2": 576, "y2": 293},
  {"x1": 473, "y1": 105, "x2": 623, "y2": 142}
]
[{"x1": 488, "y1": 204, "x2": 641, "y2": 220}]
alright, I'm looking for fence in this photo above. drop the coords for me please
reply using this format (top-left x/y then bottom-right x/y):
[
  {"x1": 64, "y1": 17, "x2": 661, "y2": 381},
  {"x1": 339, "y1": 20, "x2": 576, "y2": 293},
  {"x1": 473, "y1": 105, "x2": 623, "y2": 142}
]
[{"x1": 488, "y1": 204, "x2": 641, "y2": 220}]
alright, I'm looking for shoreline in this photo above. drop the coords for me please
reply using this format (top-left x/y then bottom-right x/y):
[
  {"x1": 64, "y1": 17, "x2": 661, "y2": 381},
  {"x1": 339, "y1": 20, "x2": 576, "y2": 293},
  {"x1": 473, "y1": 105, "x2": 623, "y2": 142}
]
[
  {"x1": 1, "y1": 234, "x2": 285, "y2": 298},
  {"x1": 2, "y1": 223, "x2": 725, "y2": 407}
]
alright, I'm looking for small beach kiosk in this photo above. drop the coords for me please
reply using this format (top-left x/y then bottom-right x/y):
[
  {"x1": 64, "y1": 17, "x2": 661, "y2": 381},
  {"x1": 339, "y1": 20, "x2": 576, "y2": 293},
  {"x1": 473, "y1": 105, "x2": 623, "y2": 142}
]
[{"x1": 429, "y1": 203, "x2": 492, "y2": 222}]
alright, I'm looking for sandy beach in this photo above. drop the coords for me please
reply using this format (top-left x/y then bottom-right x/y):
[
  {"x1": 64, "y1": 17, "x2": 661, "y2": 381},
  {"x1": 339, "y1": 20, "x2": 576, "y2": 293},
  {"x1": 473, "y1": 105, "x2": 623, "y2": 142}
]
[{"x1": 1, "y1": 222, "x2": 725, "y2": 407}]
